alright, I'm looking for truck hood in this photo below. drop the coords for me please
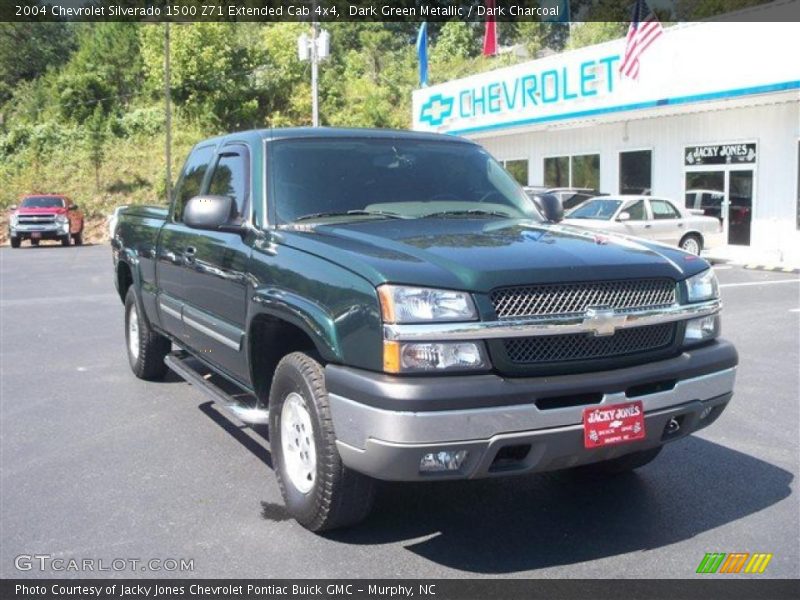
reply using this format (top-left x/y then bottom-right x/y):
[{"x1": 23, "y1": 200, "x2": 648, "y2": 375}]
[
  {"x1": 277, "y1": 218, "x2": 709, "y2": 291},
  {"x1": 15, "y1": 206, "x2": 68, "y2": 215}
]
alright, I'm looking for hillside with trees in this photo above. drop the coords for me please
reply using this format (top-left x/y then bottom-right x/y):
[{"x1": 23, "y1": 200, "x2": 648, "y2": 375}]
[{"x1": 0, "y1": 6, "x2": 761, "y2": 242}]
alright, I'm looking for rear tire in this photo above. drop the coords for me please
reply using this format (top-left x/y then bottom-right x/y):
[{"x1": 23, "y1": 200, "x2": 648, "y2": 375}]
[
  {"x1": 61, "y1": 234, "x2": 70, "y2": 247},
  {"x1": 270, "y1": 351, "x2": 375, "y2": 532},
  {"x1": 679, "y1": 234, "x2": 702, "y2": 255},
  {"x1": 124, "y1": 287, "x2": 170, "y2": 380},
  {"x1": 10, "y1": 237, "x2": 20, "y2": 248},
  {"x1": 569, "y1": 446, "x2": 663, "y2": 478}
]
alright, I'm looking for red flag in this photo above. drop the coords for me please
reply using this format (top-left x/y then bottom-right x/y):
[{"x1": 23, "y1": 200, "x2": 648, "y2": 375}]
[{"x1": 483, "y1": 0, "x2": 497, "y2": 56}]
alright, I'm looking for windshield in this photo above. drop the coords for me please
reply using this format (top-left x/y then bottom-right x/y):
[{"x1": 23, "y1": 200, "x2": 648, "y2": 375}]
[
  {"x1": 269, "y1": 138, "x2": 540, "y2": 224},
  {"x1": 20, "y1": 196, "x2": 65, "y2": 208},
  {"x1": 568, "y1": 198, "x2": 622, "y2": 220}
]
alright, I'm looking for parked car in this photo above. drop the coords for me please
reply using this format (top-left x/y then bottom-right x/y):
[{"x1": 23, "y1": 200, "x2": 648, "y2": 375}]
[
  {"x1": 563, "y1": 195, "x2": 723, "y2": 255},
  {"x1": 113, "y1": 128, "x2": 736, "y2": 531},
  {"x1": 524, "y1": 186, "x2": 602, "y2": 211},
  {"x1": 8, "y1": 194, "x2": 84, "y2": 248}
]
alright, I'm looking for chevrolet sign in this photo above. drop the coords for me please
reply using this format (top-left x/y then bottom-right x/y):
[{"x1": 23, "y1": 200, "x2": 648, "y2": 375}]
[{"x1": 583, "y1": 307, "x2": 627, "y2": 337}]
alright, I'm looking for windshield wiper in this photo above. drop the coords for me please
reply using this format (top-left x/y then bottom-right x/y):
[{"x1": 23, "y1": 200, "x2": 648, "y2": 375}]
[
  {"x1": 421, "y1": 209, "x2": 512, "y2": 219},
  {"x1": 293, "y1": 209, "x2": 407, "y2": 222}
]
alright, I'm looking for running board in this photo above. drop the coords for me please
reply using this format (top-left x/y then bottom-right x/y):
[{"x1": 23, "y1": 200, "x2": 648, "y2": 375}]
[{"x1": 164, "y1": 352, "x2": 269, "y2": 425}]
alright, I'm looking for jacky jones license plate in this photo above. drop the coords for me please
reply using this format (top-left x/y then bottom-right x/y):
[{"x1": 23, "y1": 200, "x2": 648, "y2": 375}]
[{"x1": 583, "y1": 400, "x2": 646, "y2": 449}]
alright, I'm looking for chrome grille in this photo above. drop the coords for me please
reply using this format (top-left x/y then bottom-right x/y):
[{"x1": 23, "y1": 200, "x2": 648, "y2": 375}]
[
  {"x1": 17, "y1": 213, "x2": 56, "y2": 224},
  {"x1": 491, "y1": 279, "x2": 676, "y2": 319},
  {"x1": 504, "y1": 323, "x2": 676, "y2": 364}
]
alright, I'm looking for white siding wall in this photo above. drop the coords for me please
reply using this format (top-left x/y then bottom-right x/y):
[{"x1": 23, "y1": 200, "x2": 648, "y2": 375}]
[{"x1": 475, "y1": 99, "x2": 800, "y2": 260}]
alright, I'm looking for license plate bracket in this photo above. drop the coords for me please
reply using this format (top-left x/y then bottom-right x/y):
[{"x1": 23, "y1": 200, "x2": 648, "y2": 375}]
[{"x1": 583, "y1": 400, "x2": 646, "y2": 449}]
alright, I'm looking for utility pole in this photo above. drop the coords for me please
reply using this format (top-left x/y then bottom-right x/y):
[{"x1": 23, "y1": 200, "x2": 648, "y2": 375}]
[
  {"x1": 311, "y1": 20, "x2": 319, "y2": 127},
  {"x1": 164, "y1": 23, "x2": 172, "y2": 205}
]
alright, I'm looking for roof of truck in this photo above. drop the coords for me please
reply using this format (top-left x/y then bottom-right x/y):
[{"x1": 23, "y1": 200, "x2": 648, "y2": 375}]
[{"x1": 201, "y1": 127, "x2": 476, "y2": 146}]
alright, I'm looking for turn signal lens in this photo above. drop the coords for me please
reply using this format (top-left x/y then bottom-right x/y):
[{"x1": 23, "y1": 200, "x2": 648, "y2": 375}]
[{"x1": 383, "y1": 340, "x2": 401, "y2": 374}]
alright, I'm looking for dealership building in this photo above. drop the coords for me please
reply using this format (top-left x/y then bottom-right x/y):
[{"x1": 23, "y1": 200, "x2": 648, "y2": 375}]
[{"x1": 412, "y1": 21, "x2": 800, "y2": 262}]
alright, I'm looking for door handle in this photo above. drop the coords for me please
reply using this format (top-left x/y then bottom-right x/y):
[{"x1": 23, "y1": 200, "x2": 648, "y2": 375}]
[
  {"x1": 644, "y1": 224, "x2": 652, "y2": 229},
  {"x1": 677, "y1": 222, "x2": 685, "y2": 228}
]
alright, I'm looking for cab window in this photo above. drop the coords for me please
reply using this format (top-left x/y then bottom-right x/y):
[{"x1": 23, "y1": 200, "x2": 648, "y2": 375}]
[
  {"x1": 172, "y1": 146, "x2": 214, "y2": 221},
  {"x1": 207, "y1": 149, "x2": 248, "y2": 218},
  {"x1": 650, "y1": 199, "x2": 680, "y2": 220}
]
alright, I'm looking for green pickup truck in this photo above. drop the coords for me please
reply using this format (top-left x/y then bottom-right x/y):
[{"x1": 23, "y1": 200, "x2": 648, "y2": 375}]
[{"x1": 112, "y1": 128, "x2": 737, "y2": 531}]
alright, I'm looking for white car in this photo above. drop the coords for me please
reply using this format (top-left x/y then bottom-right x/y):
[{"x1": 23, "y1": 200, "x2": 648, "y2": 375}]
[
  {"x1": 563, "y1": 195, "x2": 723, "y2": 255},
  {"x1": 107, "y1": 205, "x2": 127, "y2": 240}
]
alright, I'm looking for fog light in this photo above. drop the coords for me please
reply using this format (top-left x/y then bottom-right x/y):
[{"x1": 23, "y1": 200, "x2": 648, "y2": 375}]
[
  {"x1": 419, "y1": 450, "x2": 468, "y2": 473},
  {"x1": 684, "y1": 314, "x2": 720, "y2": 345},
  {"x1": 699, "y1": 406, "x2": 714, "y2": 420}
]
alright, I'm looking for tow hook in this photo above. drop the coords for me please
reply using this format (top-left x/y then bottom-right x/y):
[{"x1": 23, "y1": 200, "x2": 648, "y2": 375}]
[{"x1": 666, "y1": 417, "x2": 681, "y2": 434}]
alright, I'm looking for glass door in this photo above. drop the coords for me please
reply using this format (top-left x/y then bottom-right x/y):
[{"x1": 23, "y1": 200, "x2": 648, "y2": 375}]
[
  {"x1": 728, "y1": 170, "x2": 753, "y2": 246},
  {"x1": 685, "y1": 169, "x2": 754, "y2": 246}
]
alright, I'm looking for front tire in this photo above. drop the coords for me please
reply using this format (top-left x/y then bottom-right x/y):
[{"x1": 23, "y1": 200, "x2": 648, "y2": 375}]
[
  {"x1": 61, "y1": 234, "x2": 70, "y2": 247},
  {"x1": 10, "y1": 237, "x2": 20, "y2": 248},
  {"x1": 270, "y1": 352, "x2": 375, "y2": 532},
  {"x1": 30, "y1": 239, "x2": 39, "y2": 247},
  {"x1": 124, "y1": 287, "x2": 170, "y2": 380},
  {"x1": 679, "y1": 234, "x2": 702, "y2": 255}
]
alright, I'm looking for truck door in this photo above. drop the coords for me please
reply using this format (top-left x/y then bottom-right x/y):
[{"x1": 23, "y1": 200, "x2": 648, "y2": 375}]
[
  {"x1": 178, "y1": 144, "x2": 252, "y2": 384},
  {"x1": 157, "y1": 144, "x2": 216, "y2": 345}
]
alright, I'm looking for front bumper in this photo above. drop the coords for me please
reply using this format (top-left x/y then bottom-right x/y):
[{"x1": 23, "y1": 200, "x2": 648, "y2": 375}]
[
  {"x1": 326, "y1": 340, "x2": 738, "y2": 481},
  {"x1": 10, "y1": 223, "x2": 68, "y2": 240}
]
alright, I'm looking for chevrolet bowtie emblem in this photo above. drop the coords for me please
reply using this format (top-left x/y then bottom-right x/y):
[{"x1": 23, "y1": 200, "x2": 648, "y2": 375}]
[{"x1": 583, "y1": 307, "x2": 627, "y2": 337}]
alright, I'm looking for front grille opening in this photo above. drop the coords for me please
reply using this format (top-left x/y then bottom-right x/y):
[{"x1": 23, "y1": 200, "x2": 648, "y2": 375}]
[
  {"x1": 504, "y1": 323, "x2": 676, "y2": 364},
  {"x1": 490, "y1": 444, "x2": 531, "y2": 472},
  {"x1": 627, "y1": 379, "x2": 677, "y2": 398},
  {"x1": 491, "y1": 278, "x2": 675, "y2": 319},
  {"x1": 535, "y1": 392, "x2": 603, "y2": 410}
]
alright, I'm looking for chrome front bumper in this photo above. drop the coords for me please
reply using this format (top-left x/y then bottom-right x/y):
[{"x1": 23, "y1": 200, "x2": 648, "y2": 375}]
[{"x1": 326, "y1": 341, "x2": 737, "y2": 481}]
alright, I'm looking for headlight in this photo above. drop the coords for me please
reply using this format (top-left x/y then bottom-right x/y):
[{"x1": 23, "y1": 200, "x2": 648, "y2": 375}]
[
  {"x1": 684, "y1": 314, "x2": 720, "y2": 346},
  {"x1": 383, "y1": 341, "x2": 488, "y2": 373},
  {"x1": 9, "y1": 214, "x2": 18, "y2": 227},
  {"x1": 55, "y1": 214, "x2": 68, "y2": 224},
  {"x1": 378, "y1": 285, "x2": 477, "y2": 323},
  {"x1": 685, "y1": 269, "x2": 719, "y2": 303}
]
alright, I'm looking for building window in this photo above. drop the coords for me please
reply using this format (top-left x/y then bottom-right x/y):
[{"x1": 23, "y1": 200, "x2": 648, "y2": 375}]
[
  {"x1": 544, "y1": 156, "x2": 569, "y2": 187},
  {"x1": 503, "y1": 159, "x2": 529, "y2": 185},
  {"x1": 544, "y1": 154, "x2": 600, "y2": 190},
  {"x1": 619, "y1": 150, "x2": 652, "y2": 195}
]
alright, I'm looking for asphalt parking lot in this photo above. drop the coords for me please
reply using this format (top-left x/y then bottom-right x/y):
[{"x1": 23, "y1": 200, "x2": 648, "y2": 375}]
[{"x1": 1, "y1": 243, "x2": 798, "y2": 579}]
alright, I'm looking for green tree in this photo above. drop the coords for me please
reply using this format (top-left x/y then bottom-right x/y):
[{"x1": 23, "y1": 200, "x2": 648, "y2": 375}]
[
  {"x1": 436, "y1": 22, "x2": 478, "y2": 60},
  {"x1": 85, "y1": 105, "x2": 107, "y2": 191}
]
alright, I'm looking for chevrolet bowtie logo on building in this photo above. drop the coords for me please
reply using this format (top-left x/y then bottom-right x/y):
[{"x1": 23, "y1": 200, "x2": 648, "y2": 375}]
[
  {"x1": 696, "y1": 552, "x2": 773, "y2": 574},
  {"x1": 583, "y1": 307, "x2": 627, "y2": 337},
  {"x1": 419, "y1": 94, "x2": 454, "y2": 127}
]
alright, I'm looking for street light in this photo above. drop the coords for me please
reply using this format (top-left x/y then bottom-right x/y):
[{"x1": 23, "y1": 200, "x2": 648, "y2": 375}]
[{"x1": 298, "y1": 24, "x2": 330, "y2": 127}]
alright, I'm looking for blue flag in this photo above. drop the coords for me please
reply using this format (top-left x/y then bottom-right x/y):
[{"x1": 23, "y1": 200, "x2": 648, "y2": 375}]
[{"x1": 416, "y1": 22, "x2": 428, "y2": 87}]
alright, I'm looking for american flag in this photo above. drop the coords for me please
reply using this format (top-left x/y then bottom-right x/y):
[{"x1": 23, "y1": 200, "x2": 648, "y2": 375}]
[{"x1": 619, "y1": 0, "x2": 664, "y2": 80}]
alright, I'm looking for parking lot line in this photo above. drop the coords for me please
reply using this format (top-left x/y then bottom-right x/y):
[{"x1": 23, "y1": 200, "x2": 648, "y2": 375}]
[{"x1": 719, "y1": 279, "x2": 800, "y2": 289}]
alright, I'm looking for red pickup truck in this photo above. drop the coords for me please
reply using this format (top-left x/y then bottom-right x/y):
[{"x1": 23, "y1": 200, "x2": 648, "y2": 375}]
[{"x1": 8, "y1": 194, "x2": 84, "y2": 248}]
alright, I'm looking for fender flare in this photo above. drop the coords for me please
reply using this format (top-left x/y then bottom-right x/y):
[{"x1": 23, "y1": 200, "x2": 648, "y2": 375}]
[{"x1": 249, "y1": 287, "x2": 341, "y2": 364}]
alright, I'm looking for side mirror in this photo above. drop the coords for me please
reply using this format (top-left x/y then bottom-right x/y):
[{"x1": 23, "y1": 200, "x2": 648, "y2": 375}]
[
  {"x1": 537, "y1": 193, "x2": 563, "y2": 223},
  {"x1": 183, "y1": 195, "x2": 241, "y2": 232},
  {"x1": 69, "y1": 204, "x2": 79, "y2": 211},
  {"x1": 617, "y1": 211, "x2": 631, "y2": 222}
]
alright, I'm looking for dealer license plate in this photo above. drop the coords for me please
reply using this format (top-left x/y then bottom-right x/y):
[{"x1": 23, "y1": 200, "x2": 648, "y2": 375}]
[
  {"x1": 30, "y1": 231, "x2": 41, "y2": 239},
  {"x1": 583, "y1": 400, "x2": 646, "y2": 449}
]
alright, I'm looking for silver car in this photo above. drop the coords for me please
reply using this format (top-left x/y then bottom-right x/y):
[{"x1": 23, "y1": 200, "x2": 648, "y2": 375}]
[{"x1": 563, "y1": 195, "x2": 723, "y2": 255}]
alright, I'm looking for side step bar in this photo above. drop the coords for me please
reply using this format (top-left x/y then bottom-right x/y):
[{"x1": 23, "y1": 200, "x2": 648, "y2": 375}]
[{"x1": 164, "y1": 352, "x2": 269, "y2": 425}]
